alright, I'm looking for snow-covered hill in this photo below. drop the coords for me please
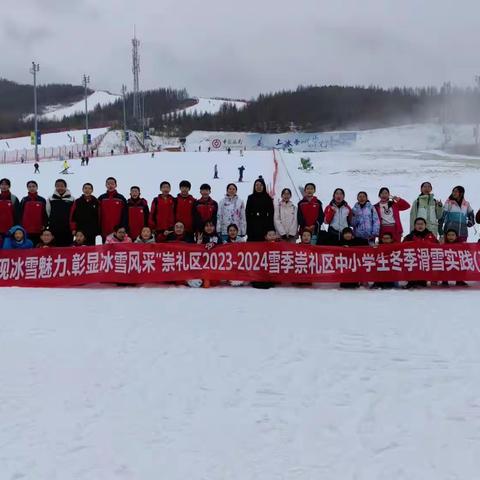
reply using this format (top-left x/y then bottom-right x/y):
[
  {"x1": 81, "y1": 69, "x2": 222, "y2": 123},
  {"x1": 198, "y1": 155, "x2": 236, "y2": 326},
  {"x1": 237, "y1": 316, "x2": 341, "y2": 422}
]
[
  {"x1": 179, "y1": 97, "x2": 247, "y2": 116},
  {"x1": 0, "y1": 127, "x2": 108, "y2": 152},
  {"x1": 28, "y1": 91, "x2": 120, "y2": 121}
]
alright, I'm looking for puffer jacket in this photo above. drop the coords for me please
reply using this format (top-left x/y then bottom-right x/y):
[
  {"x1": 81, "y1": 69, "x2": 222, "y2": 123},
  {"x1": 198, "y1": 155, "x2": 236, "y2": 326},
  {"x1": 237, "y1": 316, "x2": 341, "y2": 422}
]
[
  {"x1": 440, "y1": 198, "x2": 474, "y2": 239},
  {"x1": 403, "y1": 228, "x2": 439, "y2": 244},
  {"x1": 274, "y1": 199, "x2": 297, "y2": 237},
  {"x1": 324, "y1": 201, "x2": 352, "y2": 232},
  {"x1": 351, "y1": 201, "x2": 380, "y2": 240},
  {"x1": 217, "y1": 195, "x2": 246, "y2": 236},
  {"x1": 410, "y1": 194, "x2": 443, "y2": 236},
  {"x1": 105, "y1": 233, "x2": 132, "y2": 244},
  {"x1": 134, "y1": 235, "x2": 156, "y2": 244},
  {"x1": 2, "y1": 225, "x2": 34, "y2": 249}
]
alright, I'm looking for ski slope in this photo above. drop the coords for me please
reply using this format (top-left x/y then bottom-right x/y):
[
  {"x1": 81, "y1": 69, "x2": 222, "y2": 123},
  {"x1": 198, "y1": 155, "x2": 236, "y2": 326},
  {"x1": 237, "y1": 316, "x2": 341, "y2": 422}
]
[
  {"x1": 2, "y1": 132, "x2": 480, "y2": 479},
  {"x1": 181, "y1": 97, "x2": 247, "y2": 115},
  {"x1": 0, "y1": 127, "x2": 108, "y2": 152},
  {"x1": 37, "y1": 91, "x2": 120, "y2": 121},
  {"x1": 0, "y1": 150, "x2": 274, "y2": 202}
]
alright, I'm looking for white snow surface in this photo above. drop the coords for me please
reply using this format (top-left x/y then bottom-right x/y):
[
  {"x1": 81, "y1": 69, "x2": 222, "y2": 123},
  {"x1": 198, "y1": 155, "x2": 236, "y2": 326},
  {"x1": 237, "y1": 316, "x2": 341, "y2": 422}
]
[
  {"x1": 0, "y1": 128, "x2": 108, "y2": 152},
  {"x1": 180, "y1": 97, "x2": 247, "y2": 115},
  {"x1": 2, "y1": 288, "x2": 480, "y2": 479},
  {"x1": 2, "y1": 125, "x2": 480, "y2": 479},
  {"x1": 37, "y1": 90, "x2": 120, "y2": 121}
]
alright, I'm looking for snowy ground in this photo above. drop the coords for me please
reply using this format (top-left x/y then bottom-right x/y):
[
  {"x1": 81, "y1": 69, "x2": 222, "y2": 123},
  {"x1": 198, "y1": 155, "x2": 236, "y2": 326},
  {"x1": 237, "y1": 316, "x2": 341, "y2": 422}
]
[
  {"x1": 0, "y1": 150, "x2": 273, "y2": 202},
  {"x1": 2, "y1": 287, "x2": 480, "y2": 480},
  {"x1": 0, "y1": 127, "x2": 108, "y2": 152},
  {"x1": 2, "y1": 125, "x2": 480, "y2": 479},
  {"x1": 180, "y1": 97, "x2": 247, "y2": 116},
  {"x1": 26, "y1": 91, "x2": 120, "y2": 122}
]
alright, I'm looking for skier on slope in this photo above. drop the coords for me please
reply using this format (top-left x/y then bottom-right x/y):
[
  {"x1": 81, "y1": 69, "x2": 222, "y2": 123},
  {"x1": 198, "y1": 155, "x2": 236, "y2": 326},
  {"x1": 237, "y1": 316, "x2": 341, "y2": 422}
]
[
  {"x1": 238, "y1": 165, "x2": 245, "y2": 182},
  {"x1": 60, "y1": 160, "x2": 70, "y2": 175}
]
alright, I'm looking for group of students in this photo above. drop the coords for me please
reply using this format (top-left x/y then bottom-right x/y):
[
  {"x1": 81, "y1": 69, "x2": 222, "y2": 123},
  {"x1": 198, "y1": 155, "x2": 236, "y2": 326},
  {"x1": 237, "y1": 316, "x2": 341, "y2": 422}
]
[{"x1": 0, "y1": 175, "x2": 476, "y2": 288}]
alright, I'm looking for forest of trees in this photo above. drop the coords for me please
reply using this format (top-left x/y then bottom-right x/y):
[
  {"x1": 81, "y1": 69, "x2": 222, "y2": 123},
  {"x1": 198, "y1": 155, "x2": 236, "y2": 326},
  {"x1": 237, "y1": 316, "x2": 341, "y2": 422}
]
[
  {"x1": 0, "y1": 79, "x2": 190, "y2": 136},
  {"x1": 162, "y1": 85, "x2": 480, "y2": 136},
  {"x1": 2, "y1": 80, "x2": 480, "y2": 138},
  {"x1": 0, "y1": 78, "x2": 90, "y2": 134}
]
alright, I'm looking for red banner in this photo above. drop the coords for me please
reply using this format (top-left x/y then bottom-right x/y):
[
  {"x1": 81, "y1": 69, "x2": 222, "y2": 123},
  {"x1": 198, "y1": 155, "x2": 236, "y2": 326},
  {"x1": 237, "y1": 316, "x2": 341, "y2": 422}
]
[{"x1": 0, "y1": 242, "x2": 479, "y2": 287}]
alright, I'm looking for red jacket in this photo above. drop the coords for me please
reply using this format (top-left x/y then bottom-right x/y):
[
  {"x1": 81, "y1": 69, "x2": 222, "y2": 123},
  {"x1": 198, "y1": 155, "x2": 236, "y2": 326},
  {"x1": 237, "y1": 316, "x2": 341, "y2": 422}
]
[
  {"x1": 374, "y1": 198, "x2": 410, "y2": 238},
  {"x1": 149, "y1": 194, "x2": 175, "y2": 232},
  {"x1": 193, "y1": 197, "x2": 218, "y2": 232},
  {"x1": 0, "y1": 191, "x2": 20, "y2": 233},
  {"x1": 403, "y1": 230, "x2": 439, "y2": 244},
  {"x1": 97, "y1": 190, "x2": 127, "y2": 238},
  {"x1": 20, "y1": 193, "x2": 47, "y2": 235},
  {"x1": 127, "y1": 198, "x2": 149, "y2": 240},
  {"x1": 297, "y1": 196, "x2": 324, "y2": 234},
  {"x1": 175, "y1": 194, "x2": 196, "y2": 233}
]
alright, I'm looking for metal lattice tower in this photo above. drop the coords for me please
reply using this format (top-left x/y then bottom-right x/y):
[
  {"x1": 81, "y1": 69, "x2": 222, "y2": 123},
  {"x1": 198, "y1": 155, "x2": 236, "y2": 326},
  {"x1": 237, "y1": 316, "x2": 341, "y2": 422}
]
[{"x1": 132, "y1": 26, "x2": 141, "y2": 120}]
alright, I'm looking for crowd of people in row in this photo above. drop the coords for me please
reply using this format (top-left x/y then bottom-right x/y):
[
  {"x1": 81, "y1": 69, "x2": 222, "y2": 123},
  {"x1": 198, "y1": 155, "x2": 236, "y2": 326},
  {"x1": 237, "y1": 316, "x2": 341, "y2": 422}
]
[{"x1": 0, "y1": 176, "x2": 476, "y2": 288}]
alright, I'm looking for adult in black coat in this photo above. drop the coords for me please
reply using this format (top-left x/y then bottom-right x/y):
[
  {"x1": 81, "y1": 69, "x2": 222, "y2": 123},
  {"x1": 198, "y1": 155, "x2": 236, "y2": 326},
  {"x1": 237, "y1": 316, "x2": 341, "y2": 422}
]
[
  {"x1": 246, "y1": 176, "x2": 274, "y2": 242},
  {"x1": 46, "y1": 179, "x2": 75, "y2": 246},
  {"x1": 69, "y1": 183, "x2": 100, "y2": 246}
]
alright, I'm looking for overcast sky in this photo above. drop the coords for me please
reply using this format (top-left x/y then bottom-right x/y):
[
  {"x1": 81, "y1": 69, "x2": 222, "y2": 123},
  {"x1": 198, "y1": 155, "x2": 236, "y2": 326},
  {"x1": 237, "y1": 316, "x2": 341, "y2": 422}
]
[{"x1": 2, "y1": 0, "x2": 479, "y2": 99}]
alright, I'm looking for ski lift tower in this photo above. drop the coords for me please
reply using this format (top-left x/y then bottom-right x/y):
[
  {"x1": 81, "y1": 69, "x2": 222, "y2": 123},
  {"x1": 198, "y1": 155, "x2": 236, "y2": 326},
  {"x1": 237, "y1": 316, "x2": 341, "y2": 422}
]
[{"x1": 132, "y1": 26, "x2": 141, "y2": 122}]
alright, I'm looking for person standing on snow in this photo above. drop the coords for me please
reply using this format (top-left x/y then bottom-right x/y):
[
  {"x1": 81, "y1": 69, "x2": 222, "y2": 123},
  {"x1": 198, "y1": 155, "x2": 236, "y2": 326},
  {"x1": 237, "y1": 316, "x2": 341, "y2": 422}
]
[
  {"x1": 20, "y1": 180, "x2": 47, "y2": 246},
  {"x1": 97, "y1": 177, "x2": 128, "y2": 242},
  {"x1": 127, "y1": 186, "x2": 149, "y2": 241},
  {"x1": 374, "y1": 187, "x2": 410, "y2": 243},
  {"x1": 0, "y1": 178, "x2": 20, "y2": 239},
  {"x1": 297, "y1": 182, "x2": 324, "y2": 244},
  {"x1": 34, "y1": 162, "x2": 40, "y2": 174},
  {"x1": 324, "y1": 188, "x2": 353, "y2": 244},
  {"x1": 46, "y1": 179, "x2": 75, "y2": 247},
  {"x1": 246, "y1": 177, "x2": 274, "y2": 242},
  {"x1": 193, "y1": 183, "x2": 218, "y2": 235},
  {"x1": 238, "y1": 165, "x2": 245, "y2": 182},
  {"x1": 441, "y1": 185, "x2": 474, "y2": 242},
  {"x1": 149, "y1": 181, "x2": 176, "y2": 242},
  {"x1": 213, "y1": 164, "x2": 219, "y2": 179},
  {"x1": 409, "y1": 182, "x2": 443, "y2": 237},
  {"x1": 69, "y1": 183, "x2": 100, "y2": 246},
  {"x1": 175, "y1": 180, "x2": 196, "y2": 236},
  {"x1": 351, "y1": 191, "x2": 380, "y2": 245},
  {"x1": 274, "y1": 188, "x2": 297, "y2": 243},
  {"x1": 217, "y1": 183, "x2": 246, "y2": 241}
]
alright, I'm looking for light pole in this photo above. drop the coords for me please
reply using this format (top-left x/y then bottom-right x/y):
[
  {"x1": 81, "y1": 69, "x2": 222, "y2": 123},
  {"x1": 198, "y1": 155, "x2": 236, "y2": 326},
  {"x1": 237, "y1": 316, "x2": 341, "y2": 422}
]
[
  {"x1": 30, "y1": 61, "x2": 40, "y2": 161},
  {"x1": 142, "y1": 91, "x2": 145, "y2": 140},
  {"x1": 475, "y1": 76, "x2": 480, "y2": 145},
  {"x1": 121, "y1": 84, "x2": 127, "y2": 152},
  {"x1": 82, "y1": 74, "x2": 90, "y2": 152}
]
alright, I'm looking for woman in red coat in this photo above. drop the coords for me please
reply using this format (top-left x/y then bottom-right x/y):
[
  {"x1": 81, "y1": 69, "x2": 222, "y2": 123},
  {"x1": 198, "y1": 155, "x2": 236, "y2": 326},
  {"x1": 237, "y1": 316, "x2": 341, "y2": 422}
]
[{"x1": 374, "y1": 187, "x2": 410, "y2": 243}]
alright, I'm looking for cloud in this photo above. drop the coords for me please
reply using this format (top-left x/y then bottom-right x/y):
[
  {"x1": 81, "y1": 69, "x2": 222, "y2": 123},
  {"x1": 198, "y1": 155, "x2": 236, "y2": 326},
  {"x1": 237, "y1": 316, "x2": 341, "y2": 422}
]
[{"x1": 2, "y1": 0, "x2": 479, "y2": 98}]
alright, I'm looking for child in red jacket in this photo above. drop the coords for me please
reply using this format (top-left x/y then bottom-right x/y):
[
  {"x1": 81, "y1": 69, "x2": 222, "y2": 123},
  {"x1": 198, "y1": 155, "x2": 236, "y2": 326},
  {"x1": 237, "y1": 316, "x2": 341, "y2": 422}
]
[
  {"x1": 20, "y1": 180, "x2": 47, "y2": 245},
  {"x1": 175, "y1": 180, "x2": 195, "y2": 235},
  {"x1": 127, "y1": 186, "x2": 149, "y2": 241},
  {"x1": 442, "y1": 229, "x2": 468, "y2": 287},
  {"x1": 403, "y1": 217, "x2": 438, "y2": 289},
  {"x1": 297, "y1": 182, "x2": 324, "y2": 243},
  {"x1": 193, "y1": 183, "x2": 218, "y2": 235},
  {"x1": 97, "y1": 177, "x2": 127, "y2": 242},
  {"x1": 150, "y1": 181, "x2": 175, "y2": 241}
]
